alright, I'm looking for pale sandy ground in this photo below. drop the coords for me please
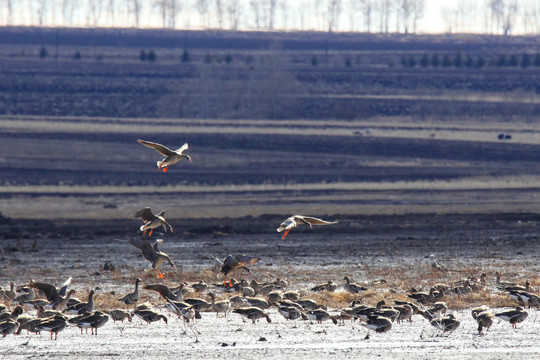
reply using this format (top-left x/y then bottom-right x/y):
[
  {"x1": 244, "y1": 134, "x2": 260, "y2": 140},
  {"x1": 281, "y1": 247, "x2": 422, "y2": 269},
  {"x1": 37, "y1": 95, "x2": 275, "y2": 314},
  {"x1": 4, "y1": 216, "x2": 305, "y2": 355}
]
[{"x1": 1, "y1": 304, "x2": 539, "y2": 359}]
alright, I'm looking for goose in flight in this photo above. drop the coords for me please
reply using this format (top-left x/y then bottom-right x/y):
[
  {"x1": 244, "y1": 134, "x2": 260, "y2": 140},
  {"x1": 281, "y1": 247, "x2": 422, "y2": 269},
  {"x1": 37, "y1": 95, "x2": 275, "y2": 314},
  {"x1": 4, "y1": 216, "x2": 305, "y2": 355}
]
[
  {"x1": 129, "y1": 238, "x2": 176, "y2": 278},
  {"x1": 137, "y1": 139, "x2": 191, "y2": 172},
  {"x1": 220, "y1": 254, "x2": 260, "y2": 288},
  {"x1": 277, "y1": 215, "x2": 338, "y2": 239},
  {"x1": 135, "y1": 207, "x2": 173, "y2": 237}
]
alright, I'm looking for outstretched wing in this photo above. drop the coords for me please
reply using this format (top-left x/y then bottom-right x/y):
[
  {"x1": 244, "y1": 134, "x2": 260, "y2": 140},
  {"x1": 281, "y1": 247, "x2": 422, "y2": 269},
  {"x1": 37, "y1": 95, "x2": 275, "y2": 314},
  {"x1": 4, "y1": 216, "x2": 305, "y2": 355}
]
[
  {"x1": 129, "y1": 238, "x2": 158, "y2": 262},
  {"x1": 152, "y1": 239, "x2": 164, "y2": 252},
  {"x1": 143, "y1": 284, "x2": 175, "y2": 300},
  {"x1": 297, "y1": 216, "x2": 338, "y2": 226},
  {"x1": 137, "y1": 139, "x2": 175, "y2": 156},
  {"x1": 29, "y1": 282, "x2": 59, "y2": 302},
  {"x1": 175, "y1": 143, "x2": 189, "y2": 154},
  {"x1": 135, "y1": 207, "x2": 155, "y2": 222},
  {"x1": 234, "y1": 254, "x2": 260, "y2": 267}
]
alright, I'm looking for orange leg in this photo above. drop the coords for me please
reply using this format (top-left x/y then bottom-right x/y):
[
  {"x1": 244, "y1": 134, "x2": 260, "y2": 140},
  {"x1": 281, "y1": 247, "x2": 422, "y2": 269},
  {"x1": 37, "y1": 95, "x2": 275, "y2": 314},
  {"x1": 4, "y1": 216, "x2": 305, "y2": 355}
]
[
  {"x1": 148, "y1": 229, "x2": 154, "y2": 237},
  {"x1": 162, "y1": 166, "x2": 168, "y2": 172},
  {"x1": 228, "y1": 277, "x2": 233, "y2": 287},
  {"x1": 282, "y1": 229, "x2": 290, "y2": 240},
  {"x1": 157, "y1": 269, "x2": 164, "y2": 279},
  {"x1": 142, "y1": 229, "x2": 147, "y2": 236}
]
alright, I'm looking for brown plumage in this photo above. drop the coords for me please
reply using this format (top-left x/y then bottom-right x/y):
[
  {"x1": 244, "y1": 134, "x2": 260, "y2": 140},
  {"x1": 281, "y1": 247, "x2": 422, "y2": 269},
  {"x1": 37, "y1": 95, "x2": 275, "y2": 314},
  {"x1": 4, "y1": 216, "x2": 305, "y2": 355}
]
[
  {"x1": 220, "y1": 254, "x2": 260, "y2": 287},
  {"x1": 134, "y1": 207, "x2": 173, "y2": 237}
]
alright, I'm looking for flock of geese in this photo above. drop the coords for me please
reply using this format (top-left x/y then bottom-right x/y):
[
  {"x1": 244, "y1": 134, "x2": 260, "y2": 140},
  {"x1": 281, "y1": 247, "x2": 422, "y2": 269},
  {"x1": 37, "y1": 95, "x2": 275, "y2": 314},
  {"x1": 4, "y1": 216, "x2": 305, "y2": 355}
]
[
  {"x1": 0, "y1": 271, "x2": 536, "y2": 340},
  {"x1": 0, "y1": 140, "x2": 537, "y2": 342}
]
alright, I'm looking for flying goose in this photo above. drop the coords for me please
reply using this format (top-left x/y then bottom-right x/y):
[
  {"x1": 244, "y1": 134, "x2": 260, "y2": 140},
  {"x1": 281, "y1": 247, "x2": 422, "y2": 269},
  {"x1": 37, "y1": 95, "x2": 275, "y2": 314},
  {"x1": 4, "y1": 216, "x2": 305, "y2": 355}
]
[
  {"x1": 495, "y1": 306, "x2": 528, "y2": 328},
  {"x1": 220, "y1": 254, "x2": 260, "y2": 287},
  {"x1": 135, "y1": 207, "x2": 173, "y2": 237},
  {"x1": 119, "y1": 278, "x2": 142, "y2": 308},
  {"x1": 137, "y1": 139, "x2": 191, "y2": 172},
  {"x1": 129, "y1": 238, "x2": 176, "y2": 278},
  {"x1": 277, "y1": 215, "x2": 338, "y2": 239}
]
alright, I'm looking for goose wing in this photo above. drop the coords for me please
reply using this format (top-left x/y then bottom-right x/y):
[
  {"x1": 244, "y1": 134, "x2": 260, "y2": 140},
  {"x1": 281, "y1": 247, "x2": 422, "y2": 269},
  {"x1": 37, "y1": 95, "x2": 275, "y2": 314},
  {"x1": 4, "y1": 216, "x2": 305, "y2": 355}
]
[
  {"x1": 175, "y1": 142, "x2": 189, "y2": 154},
  {"x1": 137, "y1": 139, "x2": 175, "y2": 156},
  {"x1": 135, "y1": 207, "x2": 156, "y2": 222},
  {"x1": 296, "y1": 215, "x2": 338, "y2": 226},
  {"x1": 29, "y1": 282, "x2": 59, "y2": 303},
  {"x1": 234, "y1": 254, "x2": 260, "y2": 267},
  {"x1": 129, "y1": 238, "x2": 158, "y2": 262}
]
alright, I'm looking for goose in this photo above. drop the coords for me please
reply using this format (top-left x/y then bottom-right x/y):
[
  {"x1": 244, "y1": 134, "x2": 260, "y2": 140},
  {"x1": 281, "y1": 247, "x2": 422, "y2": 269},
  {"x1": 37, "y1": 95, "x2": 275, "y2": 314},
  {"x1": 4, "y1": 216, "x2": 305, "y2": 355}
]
[
  {"x1": 119, "y1": 278, "x2": 141, "y2": 308},
  {"x1": 283, "y1": 290, "x2": 300, "y2": 301},
  {"x1": 207, "y1": 293, "x2": 230, "y2": 317},
  {"x1": 165, "y1": 300, "x2": 201, "y2": 323},
  {"x1": 13, "y1": 287, "x2": 35, "y2": 305},
  {"x1": 471, "y1": 305, "x2": 490, "y2": 319},
  {"x1": 233, "y1": 307, "x2": 271, "y2": 324},
  {"x1": 0, "y1": 305, "x2": 23, "y2": 321},
  {"x1": 408, "y1": 288, "x2": 436, "y2": 304},
  {"x1": 63, "y1": 290, "x2": 95, "y2": 315},
  {"x1": 244, "y1": 297, "x2": 270, "y2": 310},
  {"x1": 190, "y1": 280, "x2": 208, "y2": 293},
  {"x1": 143, "y1": 283, "x2": 183, "y2": 301},
  {"x1": 343, "y1": 276, "x2": 368, "y2": 293},
  {"x1": 296, "y1": 299, "x2": 325, "y2": 311},
  {"x1": 267, "y1": 291, "x2": 283, "y2": 305},
  {"x1": 431, "y1": 314, "x2": 460, "y2": 334},
  {"x1": 495, "y1": 306, "x2": 528, "y2": 328},
  {"x1": 26, "y1": 281, "x2": 76, "y2": 310},
  {"x1": 421, "y1": 302, "x2": 448, "y2": 321},
  {"x1": 0, "y1": 318, "x2": 19, "y2": 337},
  {"x1": 220, "y1": 254, "x2": 260, "y2": 288},
  {"x1": 74, "y1": 311, "x2": 109, "y2": 335},
  {"x1": 134, "y1": 306, "x2": 168, "y2": 324},
  {"x1": 306, "y1": 309, "x2": 338, "y2": 324},
  {"x1": 129, "y1": 238, "x2": 176, "y2": 278},
  {"x1": 393, "y1": 304, "x2": 413, "y2": 323},
  {"x1": 134, "y1": 207, "x2": 173, "y2": 237},
  {"x1": 310, "y1": 280, "x2": 338, "y2": 292},
  {"x1": 278, "y1": 306, "x2": 307, "y2": 321},
  {"x1": 394, "y1": 300, "x2": 422, "y2": 316},
  {"x1": 16, "y1": 316, "x2": 43, "y2": 335},
  {"x1": 2, "y1": 282, "x2": 16, "y2": 300},
  {"x1": 277, "y1": 215, "x2": 338, "y2": 239},
  {"x1": 107, "y1": 309, "x2": 132, "y2": 323},
  {"x1": 34, "y1": 315, "x2": 67, "y2": 340},
  {"x1": 184, "y1": 297, "x2": 211, "y2": 311},
  {"x1": 36, "y1": 305, "x2": 67, "y2": 320},
  {"x1": 476, "y1": 310, "x2": 494, "y2": 335},
  {"x1": 362, "y1": 315, "x2": 392, "y2": 334},
  {"x1": 137, "y1": 139, "x2": 191, "y2": 172}
]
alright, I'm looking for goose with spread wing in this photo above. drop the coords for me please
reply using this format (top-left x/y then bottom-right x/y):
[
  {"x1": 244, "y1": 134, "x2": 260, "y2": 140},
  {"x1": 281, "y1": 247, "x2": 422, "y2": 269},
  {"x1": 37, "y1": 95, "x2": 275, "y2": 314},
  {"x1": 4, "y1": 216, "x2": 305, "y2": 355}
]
[
  {"x1": 135, "y1": 207, "x2": 173, "y2": 237},
  {"x1": 137, "y1": 139, "x2": 191, "y2": 172},
  {"x1": 220, "y1": 254, "x2": 260, "y2": 288},
  {"x1": 129, "y1": 238, "x2": 176, "y2": 278},
  {"x1": 277, "y1": 215, "x2": 338, "y2": 239}
]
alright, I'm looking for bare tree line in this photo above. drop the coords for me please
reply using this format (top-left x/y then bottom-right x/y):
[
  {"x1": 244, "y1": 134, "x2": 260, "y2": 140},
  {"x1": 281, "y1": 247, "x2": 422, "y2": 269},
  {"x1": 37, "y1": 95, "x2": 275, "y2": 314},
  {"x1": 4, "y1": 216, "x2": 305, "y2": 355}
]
[{"x1": 0, "y1": 0, "x2": 538, "y2": 34}]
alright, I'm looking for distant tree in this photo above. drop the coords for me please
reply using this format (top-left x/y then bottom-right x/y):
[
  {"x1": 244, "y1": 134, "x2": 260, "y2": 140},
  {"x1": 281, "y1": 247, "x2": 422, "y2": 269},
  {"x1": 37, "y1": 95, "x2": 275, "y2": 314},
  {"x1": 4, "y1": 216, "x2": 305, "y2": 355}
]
[
  {"x1": 311, "y1": 55, "x2": 318, "y2": 66},
  {"x1": 442, "y1": 54, "x2": 452, "y2": 67},
  {"x1": 521, "y1": 53, "x2": 530, "y2": 68},
  {"x1": 148, "y1": 50, "x2": 157, "y2": 62},
  {"x1": 39, "y1": 46, "x2": 48, "y2": 59},
  {"x1": 420, "y1": 53, "x2": 429, "y2": 67},
  {"x1": 431, "y1": 53, "x2": 440, "y2": 67},
  {"x1": 408, "y1": 55, "x2": 416, "y2": 67},
  {"x1": 454, "y1": 50, "x2": 462, "y2": 67},
  {"x1": 534, "y1": 53, "x2": 540, "y2": 67},
  {"x1": 508, "y1": 54, "x2": 518, "y2": 66},
  {"x1": 345, "y1": 58, "x2": 352, "y2": 67},
  {"x1": 496, "y1": 54, "x2": 507, "y2": 67},
  {"x1": 225, "y1": 54, "x2": 232, "y2": 63},
  {"x1": 139, "y1": 50, "x2": 147, "y2": 61},
  {"x1": 465, "y1": 55, "x2": 475, "y2": 68},
  {"x1": 476, "y1": 55, "x2": 485, "y2": 68},
  {"x1": 182, "y1": 49, "x2": 190, "y2": 62},
  {"x1": 74, "y1": 50, "x2": 81, "y2": 60},
  {"x1": 327, "y1": 0, "x2": 343, "y2": 32}
]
